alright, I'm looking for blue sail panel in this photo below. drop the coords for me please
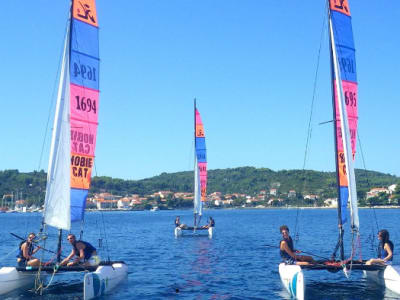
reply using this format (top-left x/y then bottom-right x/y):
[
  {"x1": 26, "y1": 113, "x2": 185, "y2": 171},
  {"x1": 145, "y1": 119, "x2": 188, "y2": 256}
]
[
  {"x1": 71, "y1": 19, "x2": 99, "y2": 58},
  {"x1": 339, "y1": 186, "x2": 348, "y2": 224},
  {"x1": 70, "y1": 188, "x2": 88, "y2": 222}
]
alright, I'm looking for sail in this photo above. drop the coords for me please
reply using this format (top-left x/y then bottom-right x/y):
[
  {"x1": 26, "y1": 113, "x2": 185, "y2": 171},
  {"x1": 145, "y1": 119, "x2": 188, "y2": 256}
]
[
  {"x1": 44, "y1": 0, "x2": 100, "y2": 230},
  {"x1": 194, "y1": 107, "x2": 207, "y2": 216},
  {"x1": 328, "y1": 0, "x2": 359, "y2": 229}
]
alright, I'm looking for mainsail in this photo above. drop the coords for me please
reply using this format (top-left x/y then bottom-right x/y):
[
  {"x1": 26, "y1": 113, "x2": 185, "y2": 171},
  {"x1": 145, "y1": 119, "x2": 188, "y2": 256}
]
[
  {"x1": 194, "y1": 101, "x2": 207, "y2": 218},
  {"x1": 328, "y1": 0, "x2": 359, "y2": 231},
  {"x1": 44, "y1": 0, "x2": 100, "y2": 230}
]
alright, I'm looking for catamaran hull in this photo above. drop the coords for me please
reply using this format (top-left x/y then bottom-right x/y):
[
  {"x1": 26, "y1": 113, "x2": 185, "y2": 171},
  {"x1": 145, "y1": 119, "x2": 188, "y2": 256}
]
[
  {"x1": 174, "y1": 227, "x2": 182, "y2": 237},
  {"x1": 0, "y1": 267, "x2": 40, "y2": 295},
  {"x1": 208, "y1": 227, "x2": 214, "y2": 238},
  {"x1": 279, "y1": 263, "x2": 305, "y2": 300},
  {"x1": 174, "y1": 227, "x2": 214, "y2": 238},
  {"x1": 365, "y1": 265, "x2": 400, "y2": 295},
  {"x1": 83, "y1": 262, "x2": 128, "y2": 300}
]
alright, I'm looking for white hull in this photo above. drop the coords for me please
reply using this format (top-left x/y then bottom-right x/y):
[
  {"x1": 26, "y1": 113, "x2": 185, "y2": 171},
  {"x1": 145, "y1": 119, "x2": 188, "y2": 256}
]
[
  {"x1": 174, "y1": 227, "x2": 182, "y2": 237},
  {"x1": 365, "y1": 265, "x2": 400, "y2": 295},
  {"x1": 84, "y1": 262, "x2": 128, "y2": 300},
  {"x1": 279, "y1": 263, "x2": 305, "y2": 300},
  {"x1": 174, "y1": 227, "x2": 214, "y2": 238},
  {"x1": 0, "y1": 267, "x2": 40, "y2": 295}
]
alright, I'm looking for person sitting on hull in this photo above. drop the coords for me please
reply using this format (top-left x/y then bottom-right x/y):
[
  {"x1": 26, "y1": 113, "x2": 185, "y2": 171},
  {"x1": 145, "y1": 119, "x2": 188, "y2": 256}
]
[
  {"x1": 366, "y1": 229, "x2": 394, "y2": 265},
  {"x1": 202, "y1": 217, "x2": 215, "y2": 229},
  {"x1": 279, "y1": 225, "x2": 315, "y2": 265},
  {"x1": 60, "y1": 234, "x2": 100, "y2": 267},
  {"x1": 175, "y1": 216, "x2": 187, "y2": 229},
  {"x1": 17, "y1": 233, "x2": 41, "y2": 266}
]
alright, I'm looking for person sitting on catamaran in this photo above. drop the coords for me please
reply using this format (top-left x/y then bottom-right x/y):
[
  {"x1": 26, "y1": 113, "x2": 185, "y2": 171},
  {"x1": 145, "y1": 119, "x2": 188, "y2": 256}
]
[
  {"x1": 175, "y1": 216, "x2": 187, "y2": 229},
  {"x1": 16, "y1": 233, "x2": 41, "y2": 266},
  {"x1": 366, "y1": 229, "x2": 394, "y2": 265},
  {"x1": 279, "y1": 225, "x2": 315, "y2": 265},
  {"x1": 202, "y1": 217, "x2": 215, "y2": 229},
  {"x1": 60, "y1": 234, "x2": 100, "y2": 267}
]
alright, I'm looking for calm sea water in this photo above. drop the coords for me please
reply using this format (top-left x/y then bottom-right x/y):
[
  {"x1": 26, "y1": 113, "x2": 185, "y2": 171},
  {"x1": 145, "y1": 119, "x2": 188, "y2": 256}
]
[{"x1": 0, "y1": 208, "x2": 399, "y2": 299}]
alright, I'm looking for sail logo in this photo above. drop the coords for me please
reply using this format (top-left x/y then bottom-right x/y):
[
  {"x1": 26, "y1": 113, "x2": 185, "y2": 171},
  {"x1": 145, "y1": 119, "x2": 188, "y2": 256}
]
[
  {"x1": 330, "y1": 0, "x2": 351, "y2": 16},
  {"x1": 71, "y1": 130, "x2": 95, "y2": 155},
  {"x1": 73, "y1": 0, "x2": 98, "y2": 27},
  {"x1": 77, "y1": 1, "x2": 96, "y2": 23},
  {"x1": 70, "y1": 154, "x2": 93, "y2": 189}
]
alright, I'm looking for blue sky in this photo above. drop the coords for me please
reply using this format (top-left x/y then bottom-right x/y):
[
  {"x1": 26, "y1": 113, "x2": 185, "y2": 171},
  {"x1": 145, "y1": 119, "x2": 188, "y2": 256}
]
[{"x1": 1, "y1": 1, "x2": 399, "y2": 180}]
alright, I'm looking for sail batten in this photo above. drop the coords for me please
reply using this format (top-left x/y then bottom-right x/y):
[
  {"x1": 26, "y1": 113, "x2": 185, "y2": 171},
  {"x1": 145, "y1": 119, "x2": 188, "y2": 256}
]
[
  {"x1": 44, "y1": 0, "x2": 99, "y2": 230},
  {"x1": 328, "y1": 0, "x2": 359, "y2": 230},
  {"x1": 194, "y1": 104, "x2": 207, "y2": 216}
]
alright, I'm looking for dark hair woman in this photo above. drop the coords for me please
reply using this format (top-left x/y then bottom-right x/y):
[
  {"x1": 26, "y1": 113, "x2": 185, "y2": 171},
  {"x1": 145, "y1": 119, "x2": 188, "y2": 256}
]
[{"x1": 366, "y1": 229, "x2": 394, "y2": 265}]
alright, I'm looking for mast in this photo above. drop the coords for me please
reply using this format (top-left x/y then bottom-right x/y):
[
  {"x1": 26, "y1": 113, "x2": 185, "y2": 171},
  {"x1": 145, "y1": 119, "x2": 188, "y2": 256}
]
[
  {"x1": 327, "y1": 2, "x2": 344, "y2": 261},
  {"x1": 194, "y1": 98, "x2": 197, "y2": 227}
]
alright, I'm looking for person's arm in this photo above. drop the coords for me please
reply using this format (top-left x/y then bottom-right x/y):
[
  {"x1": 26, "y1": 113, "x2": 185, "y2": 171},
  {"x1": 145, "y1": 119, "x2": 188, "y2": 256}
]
[
  {"x1": 60, "y1": 250, "x2": 75, "y2": 266},
  {"x1": 281, "y1": 241, "x2": 297, "y2": 259},
  {"x1": 68, "y1": 243, "x2": 85, "y2": 266},
  {"x1": 383, "y1": 243, "x2": 393, "y2": 262},
  {"x1": 32, "y1": 245, "x2": 41, "y2": 255}
]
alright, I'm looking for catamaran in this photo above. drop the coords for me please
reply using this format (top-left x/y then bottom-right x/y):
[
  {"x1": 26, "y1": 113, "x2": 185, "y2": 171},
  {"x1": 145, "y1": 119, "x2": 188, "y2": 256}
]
[
  {"x1": 175, "y1": 100, "x2": 213, "y2": 238},
  {"x1": 0, "y1": 1, "x2": 127, "y2": 298},
  {"x1": 279, "y1": 1, "x2": 400, "y2": 299}
]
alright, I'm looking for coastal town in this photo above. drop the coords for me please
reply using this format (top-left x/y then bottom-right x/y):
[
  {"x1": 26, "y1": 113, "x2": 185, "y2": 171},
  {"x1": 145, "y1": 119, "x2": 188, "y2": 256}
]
[{"x1": 2, "y1": 183, "x2": 398, "y2": 213}]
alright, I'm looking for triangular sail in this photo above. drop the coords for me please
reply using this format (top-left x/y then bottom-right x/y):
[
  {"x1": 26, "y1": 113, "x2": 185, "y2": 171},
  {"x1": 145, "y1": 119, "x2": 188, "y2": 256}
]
[
  {"x1": 328, "y1": 0, "x2": 359, "y2": 230},
  {"x1": 194, "y1": 105, "x2": 207, "y2": 217},
  {"x1": 44, "y1": 0, "x2": 100, "y2": 230},
  {"x1": 44, "y1": 30, "x2": 71, "y2": 230}
]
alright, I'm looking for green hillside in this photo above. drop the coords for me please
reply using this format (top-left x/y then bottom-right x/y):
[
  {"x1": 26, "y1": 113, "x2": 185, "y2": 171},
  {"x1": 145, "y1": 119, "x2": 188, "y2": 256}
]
[{"x1": 1, "y1": 167, "x2": 398, "y2": 207}]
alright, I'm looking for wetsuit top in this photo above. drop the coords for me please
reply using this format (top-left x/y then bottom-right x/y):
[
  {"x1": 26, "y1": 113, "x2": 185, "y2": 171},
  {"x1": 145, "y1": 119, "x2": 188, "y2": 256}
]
[
  {"x1": 73, "y1": 240, "x2": 96, "y2": 260},
  {"x1": 17, "y1": 241, "x2": 34, "y2": 261},
  {"x1": 280, "y1": 237, "x2": 295, "y2": 261},
  {"x1": 379, "y1": 241, "x2": 394, "y2": 261},
  {"x1": 209, "y1": 219, "x2": 215, "y2": 227},
  {"x1": 175, "y1": 220, "x2": 180, "y2": 227}
]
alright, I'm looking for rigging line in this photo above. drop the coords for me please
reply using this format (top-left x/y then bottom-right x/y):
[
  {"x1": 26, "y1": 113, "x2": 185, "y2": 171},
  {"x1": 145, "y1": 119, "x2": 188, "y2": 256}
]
[
  {"x1": 357, "y1": 131, "x2": 379, "y2": 232},
  {"x1": 37, "y1": 17, "x2": 70, "y2": 172},
  {"x1": 295, "y1": 0, "x2": 328, "y2": 245},
  {"x1": 100, "y1": 210, "x2": 110, "y2": 261}
]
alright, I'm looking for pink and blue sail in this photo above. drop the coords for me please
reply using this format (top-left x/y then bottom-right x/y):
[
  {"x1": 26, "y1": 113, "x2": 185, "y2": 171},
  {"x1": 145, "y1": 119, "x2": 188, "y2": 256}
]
[
  {"x1": 329, "y1": 0, "x2": 358, "y2": 226},
  {"x1": 194, "y1": 104, "x2": 207, "y2": 216},
  {"x1": 69, "y1": 0, "x2": 100, "y2": 222}
]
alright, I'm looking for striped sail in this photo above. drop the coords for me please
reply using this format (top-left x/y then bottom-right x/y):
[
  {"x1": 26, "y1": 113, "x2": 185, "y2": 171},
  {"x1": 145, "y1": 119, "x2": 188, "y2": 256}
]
[
  {"x1": 328, "y1": 0, "x2": 359, "y2": 230},
  {"x1": 194, "y1": 107, "x2": 207, "y2": 216},
  {"x1": 44, "y1": 0, "x2": 99, "y2": 230}
]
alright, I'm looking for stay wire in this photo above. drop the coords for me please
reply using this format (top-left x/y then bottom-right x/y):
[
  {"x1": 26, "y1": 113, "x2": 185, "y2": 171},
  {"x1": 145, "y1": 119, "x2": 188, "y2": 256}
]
[
  {"x1": 294, "y1": 1, "x2": 328, "y2": 246},
  {"x1": 37, "y1": 17, "x2": 70, "y2": 172},
  {"x1": 357, "y1": 131, "x2": 379, "y2": 231},
  {"x1": 100, "y1": 210, "x2": 110, "y2": 261}
]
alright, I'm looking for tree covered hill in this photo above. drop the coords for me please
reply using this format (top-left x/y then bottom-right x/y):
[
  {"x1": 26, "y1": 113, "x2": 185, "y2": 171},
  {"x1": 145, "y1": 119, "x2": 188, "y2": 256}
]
[{"x1": 1, "y1": 167, "x2": 399, "y2": 206}]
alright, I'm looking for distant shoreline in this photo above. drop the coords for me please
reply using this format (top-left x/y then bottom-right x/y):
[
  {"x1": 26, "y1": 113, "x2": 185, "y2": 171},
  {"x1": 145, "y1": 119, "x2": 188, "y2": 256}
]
[{"x1": 83, "y1": 205, "x2": 400, "y2": 212}]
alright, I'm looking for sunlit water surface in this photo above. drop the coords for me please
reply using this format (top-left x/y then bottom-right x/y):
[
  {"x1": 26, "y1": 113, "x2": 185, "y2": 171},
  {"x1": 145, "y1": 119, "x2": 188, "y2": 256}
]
[{"x1": 0, "y1": 208, "x2": 399, "y2": 299}]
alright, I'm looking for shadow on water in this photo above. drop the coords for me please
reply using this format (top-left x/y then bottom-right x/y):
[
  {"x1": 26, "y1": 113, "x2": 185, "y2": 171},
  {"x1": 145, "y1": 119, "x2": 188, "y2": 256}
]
[{"x1": 305, "y1": 276, "x2": 387, "y2": 300}]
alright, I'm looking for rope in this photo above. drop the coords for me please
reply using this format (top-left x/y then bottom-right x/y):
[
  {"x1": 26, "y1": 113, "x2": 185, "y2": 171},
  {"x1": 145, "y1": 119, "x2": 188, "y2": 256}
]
[{"x1": 100, "y1": 211, "x2": 110, "y2": 261}]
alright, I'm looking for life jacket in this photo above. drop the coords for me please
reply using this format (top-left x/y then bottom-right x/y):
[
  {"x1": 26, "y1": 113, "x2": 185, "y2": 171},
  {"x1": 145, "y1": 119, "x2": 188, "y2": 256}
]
[
  {"x1": 209, "y1": 219, "x2": 215, "y2": 227},
  {"x1": 73, "y1": 240, "x2": 96, "y2": 260},
  {"x1": 17, "y1": 241, "x2": 34, "y2": 261},
  {"x1": 280, "y1": 236, "x2": 294, "y2": 261},
  {"x1": 378, "y1": 241, "x2": 394, "y2": 261}
]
